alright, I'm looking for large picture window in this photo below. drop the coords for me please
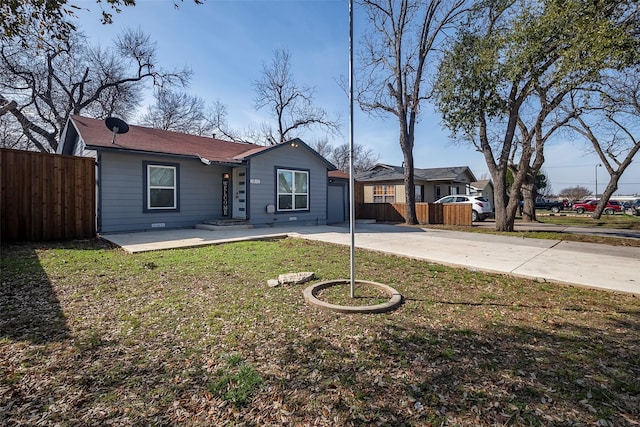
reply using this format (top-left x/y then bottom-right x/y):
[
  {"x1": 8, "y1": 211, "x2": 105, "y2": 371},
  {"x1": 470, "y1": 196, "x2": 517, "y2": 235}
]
[
  {"x1": 144, "y1": 163, "x2": 179, "y2": 211},
  {"x1": 277, "y1": 169, "x2": 308, "y2": 211}
]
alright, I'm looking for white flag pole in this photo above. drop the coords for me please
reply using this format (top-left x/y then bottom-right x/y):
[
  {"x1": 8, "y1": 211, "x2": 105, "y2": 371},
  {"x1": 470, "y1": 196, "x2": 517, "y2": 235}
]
[{"x1": 349, "y1": 0, "x2": 356, "y2": 298}]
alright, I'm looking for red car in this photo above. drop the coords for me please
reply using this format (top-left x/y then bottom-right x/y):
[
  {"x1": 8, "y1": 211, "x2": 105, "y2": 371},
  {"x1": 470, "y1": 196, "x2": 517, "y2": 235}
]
[{"x1": 573, "y1": 199, "x2": 622, "y2": 215}]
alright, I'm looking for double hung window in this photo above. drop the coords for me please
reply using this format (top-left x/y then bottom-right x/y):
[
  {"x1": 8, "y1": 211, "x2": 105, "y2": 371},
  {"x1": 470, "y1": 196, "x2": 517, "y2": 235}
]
[{"x1": 145, "y1": 163, "x2": 179, "y2": 211}]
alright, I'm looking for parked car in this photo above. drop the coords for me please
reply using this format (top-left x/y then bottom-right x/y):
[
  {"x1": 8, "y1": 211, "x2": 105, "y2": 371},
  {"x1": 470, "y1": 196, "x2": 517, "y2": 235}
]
[
  {"x1": 434, "y1": 195, "x2": 492, "y2": 222},
  {"x1": 630, "y1": 198, "x2": 640, "y2": 216},
  {"x1": 572, "y1": 199, "x2": 623, "y2": 215},
  {"x1": 534, "y1": 198, "x2": 565, "y2": 213}
]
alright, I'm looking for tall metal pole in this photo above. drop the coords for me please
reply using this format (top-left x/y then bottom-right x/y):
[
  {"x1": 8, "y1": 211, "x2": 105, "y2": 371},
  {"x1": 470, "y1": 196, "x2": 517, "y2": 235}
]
[{"x1": 349, "y1": 0, "x2": 356, "y2": 298}]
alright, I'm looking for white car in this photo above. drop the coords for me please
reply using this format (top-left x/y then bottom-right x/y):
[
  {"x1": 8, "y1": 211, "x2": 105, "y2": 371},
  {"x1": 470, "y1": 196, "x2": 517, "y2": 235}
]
[{"x1": 434, "y1": 195, "x2": 493, "y2": 222}]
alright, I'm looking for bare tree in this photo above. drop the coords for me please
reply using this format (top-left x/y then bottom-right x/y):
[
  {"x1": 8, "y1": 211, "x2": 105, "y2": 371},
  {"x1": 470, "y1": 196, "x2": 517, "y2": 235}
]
[
  {"x1": 567, "y1": 67, "x2": 640, "y2": 218},
  {"x1": 0, "y1": 115, "x2": 27, "y2": 149},
  {"x1": 310, "y1": 137, "x2": 335, "y2": 159},
  {"x1": 356, "y1": 0, "x2": 468, "y2": 224},
  {"x1": 253, "y1": 48, "x2": 340, "y2": 145},
  {"x1": 0, "y1": 28, "x2": 189, "y2": 152},
  {"x1": 310, "y1": 138, "x2": 380, "y2": 173},
  {"x1": 140, "y1": 88, "x2": 231, "y2": 137},
  {"x1": 329, "y1": 143, "x2": 380, "y2": 173},
  {"x1": 559, "y1": 186, "x2": 591, "y2": 202}
]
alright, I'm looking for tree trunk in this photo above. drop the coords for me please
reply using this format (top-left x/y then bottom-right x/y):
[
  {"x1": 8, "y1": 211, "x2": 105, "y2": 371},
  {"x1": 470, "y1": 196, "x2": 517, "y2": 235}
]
[
  {"x1": 398, "y1": 112, "x2": 418, "y2": 225},
  {"x1": 592, "y1": 175, "x2": 620, "y2": 219},
  {"x1": 490, "y1": 168, "x2": 513, "y2": 231},
  {"x1": 521, "y1": 179, "x2": 537, "y2": 222},
  {"x1": 492, "y1": 167, "x2": 527, "y2": 231},
  {"x1": 505, "y1": 193, "x2": 521, "y2": 229},
  {"x1": 403, "y1": 150, "x2": 418, "y2": 225}
]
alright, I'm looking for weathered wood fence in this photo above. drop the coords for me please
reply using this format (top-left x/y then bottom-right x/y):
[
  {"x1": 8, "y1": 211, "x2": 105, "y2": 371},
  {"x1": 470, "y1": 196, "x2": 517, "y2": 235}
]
[
  {"x1": 356, "y1": 202, "x2": 472, "y2": 226},
  {"x1": 1, "y1": 148, "x2": 96, "y2": 242}
]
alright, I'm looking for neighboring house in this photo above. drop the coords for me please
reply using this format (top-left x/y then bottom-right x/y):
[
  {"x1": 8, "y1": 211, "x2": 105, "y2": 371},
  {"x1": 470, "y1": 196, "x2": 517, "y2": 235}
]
[
  {"x1": 469, "y1": 179, "x2": 495, "y2": 207},
  {"x1": 58, "y1": 115, "x2": 338, "y2": 233},
  {"x1": 355, "y1": 163, "x2": 478, "y2": 204}
]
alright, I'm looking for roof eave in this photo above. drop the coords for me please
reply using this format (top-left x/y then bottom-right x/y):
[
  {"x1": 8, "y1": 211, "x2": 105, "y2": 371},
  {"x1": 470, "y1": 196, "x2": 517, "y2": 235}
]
[
  {"x1": 85, "y1": 144, "x2": 246, "y2": 166},
  {"x1": 238, "y1": 138, "x2": 337, "y2": 170}
]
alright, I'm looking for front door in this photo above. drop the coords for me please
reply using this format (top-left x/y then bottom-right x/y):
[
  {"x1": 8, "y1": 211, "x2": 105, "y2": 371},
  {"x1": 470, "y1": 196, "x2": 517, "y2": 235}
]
[{"x1": 232, "y1": 167, "x2": 247, "y2": 219}]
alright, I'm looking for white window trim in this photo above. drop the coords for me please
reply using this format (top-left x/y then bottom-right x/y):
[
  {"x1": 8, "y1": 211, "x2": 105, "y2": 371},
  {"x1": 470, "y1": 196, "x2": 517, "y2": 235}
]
[
  {"x1": 147, "y1": 164, "x2": 177, "y2": 210},
  {"x1": 277, "y1": 169, "x2": 309, "y2": 211}
]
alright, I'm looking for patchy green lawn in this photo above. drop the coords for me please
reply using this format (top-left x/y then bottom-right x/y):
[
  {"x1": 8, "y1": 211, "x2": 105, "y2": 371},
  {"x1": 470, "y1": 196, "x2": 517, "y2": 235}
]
[
  {"x1": 536, "y1": 212, "x2": 640, "y2": 230},
  {"x1": 1, "y1": 238, "x2": 638, "y2": 426}
]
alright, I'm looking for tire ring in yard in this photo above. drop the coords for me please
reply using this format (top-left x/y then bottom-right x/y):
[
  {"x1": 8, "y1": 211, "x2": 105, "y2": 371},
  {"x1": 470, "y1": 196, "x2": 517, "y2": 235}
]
[{"x1": 303, "y1": 279, "x2": 403, "y2": 314}]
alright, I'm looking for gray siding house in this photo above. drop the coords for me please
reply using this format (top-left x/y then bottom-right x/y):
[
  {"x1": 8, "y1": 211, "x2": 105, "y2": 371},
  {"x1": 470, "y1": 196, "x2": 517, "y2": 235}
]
[{"x1": 58, "y1": 115, "x2": 338, "y2": 233}]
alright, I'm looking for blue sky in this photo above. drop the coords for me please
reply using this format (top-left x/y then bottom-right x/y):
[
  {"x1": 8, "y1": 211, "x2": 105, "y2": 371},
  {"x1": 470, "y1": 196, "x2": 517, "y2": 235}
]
[{"x1": 74, "y1": 0, "x2": 639, "y2": 196}]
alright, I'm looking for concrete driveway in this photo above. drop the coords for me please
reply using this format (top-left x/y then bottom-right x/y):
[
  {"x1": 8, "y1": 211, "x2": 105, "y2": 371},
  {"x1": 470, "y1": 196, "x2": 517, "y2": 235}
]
[{"x1": 101, "y1": 223, "x2": 639, "y2": 295}]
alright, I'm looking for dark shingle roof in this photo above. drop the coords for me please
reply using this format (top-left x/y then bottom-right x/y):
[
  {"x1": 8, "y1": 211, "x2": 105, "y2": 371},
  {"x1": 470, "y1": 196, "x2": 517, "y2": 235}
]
[{"x1": 355, "y1": 163, "x2": 476, "y2": 182}]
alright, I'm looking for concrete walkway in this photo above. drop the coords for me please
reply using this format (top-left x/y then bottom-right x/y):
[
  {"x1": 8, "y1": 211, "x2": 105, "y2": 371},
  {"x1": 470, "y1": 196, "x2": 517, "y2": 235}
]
[{"x1": 101, "y1": 223, "x2": 640, "y2": 295}]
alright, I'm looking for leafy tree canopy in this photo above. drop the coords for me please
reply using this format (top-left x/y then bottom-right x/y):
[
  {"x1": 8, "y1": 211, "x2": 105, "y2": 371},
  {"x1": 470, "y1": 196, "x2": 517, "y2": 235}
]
[{"x1": 433, "y1": 0, "x2": 639, "y2": 230}]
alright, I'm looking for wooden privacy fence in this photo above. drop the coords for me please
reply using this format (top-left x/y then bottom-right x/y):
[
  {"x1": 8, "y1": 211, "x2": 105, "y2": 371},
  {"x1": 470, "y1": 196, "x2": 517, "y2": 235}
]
[
  {"x1": 356, "y1": 202, "x2": 472, "y2": 226},
  {"x1": 1, "y1": 148, "x2": 96, "y2": 241}
]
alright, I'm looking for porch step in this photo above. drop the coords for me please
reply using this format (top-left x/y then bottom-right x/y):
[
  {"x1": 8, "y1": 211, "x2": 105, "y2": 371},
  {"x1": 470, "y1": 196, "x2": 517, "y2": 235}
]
[{"x1": 196, "y1": 219, "x2": 253, "y2": 231}]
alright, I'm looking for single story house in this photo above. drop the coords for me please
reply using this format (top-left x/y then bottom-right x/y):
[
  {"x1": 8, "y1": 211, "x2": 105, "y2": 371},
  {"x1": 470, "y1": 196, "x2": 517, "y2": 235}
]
[
  {"x1": 58, "y1": 115, "x2": 343, "y2": 233},
  {"x1": 355, "y1": 163, "x2": 479, "y2": 203}
]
